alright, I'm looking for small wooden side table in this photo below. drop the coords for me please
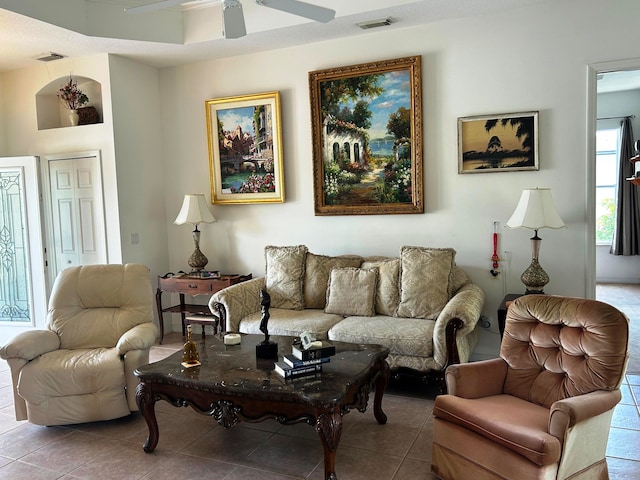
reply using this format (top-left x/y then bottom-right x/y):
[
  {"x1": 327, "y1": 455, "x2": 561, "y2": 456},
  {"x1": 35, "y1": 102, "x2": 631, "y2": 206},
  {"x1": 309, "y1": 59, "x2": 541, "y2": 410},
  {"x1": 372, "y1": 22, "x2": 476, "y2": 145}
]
[
  {"x1": 156, "y1": 273, "x2": 251, "y2": 344},
  {"x1": 497, "y1": 293, "x2": 523, "y2": 339}
]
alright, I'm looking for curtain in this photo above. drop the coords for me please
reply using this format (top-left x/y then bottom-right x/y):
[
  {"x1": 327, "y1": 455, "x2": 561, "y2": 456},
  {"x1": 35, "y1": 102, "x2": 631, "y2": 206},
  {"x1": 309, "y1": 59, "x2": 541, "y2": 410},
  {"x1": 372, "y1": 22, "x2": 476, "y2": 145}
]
[{"x1": 610, "y1": 117, "x2": 640, "y2": 255}]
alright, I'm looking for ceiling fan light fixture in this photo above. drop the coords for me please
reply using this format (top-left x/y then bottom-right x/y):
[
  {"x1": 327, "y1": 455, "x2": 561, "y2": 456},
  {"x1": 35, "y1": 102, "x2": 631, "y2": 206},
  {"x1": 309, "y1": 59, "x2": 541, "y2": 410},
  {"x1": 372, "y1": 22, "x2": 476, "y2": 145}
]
[{"x1": 222, "y1": 0, "x2": 247, "y2": 38}]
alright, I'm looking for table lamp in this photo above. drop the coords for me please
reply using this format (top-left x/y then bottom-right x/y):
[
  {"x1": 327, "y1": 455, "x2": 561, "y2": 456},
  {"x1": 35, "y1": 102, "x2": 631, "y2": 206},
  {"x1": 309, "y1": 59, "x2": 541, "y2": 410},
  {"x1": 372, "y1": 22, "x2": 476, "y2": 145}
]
[
  {"x1": 505, "y1": 188, "x2": 565, "y2": 294},
  {"x1": 174, "y1": 194, "x2": 216, "y2": 272}
]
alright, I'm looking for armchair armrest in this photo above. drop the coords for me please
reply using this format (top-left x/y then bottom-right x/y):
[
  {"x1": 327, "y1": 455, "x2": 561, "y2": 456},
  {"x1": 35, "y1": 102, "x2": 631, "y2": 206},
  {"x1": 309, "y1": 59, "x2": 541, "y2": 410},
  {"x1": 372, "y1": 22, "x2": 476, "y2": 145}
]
[
  {"x1": 116, "y1": 323, "x2": 159, "y2": 355},
  {"x1": 0, "y1": 330, "x2": 60, "y2": 361},
  {"x1": 432, "y1": 283, "x2": 485, "y2": 369},
  {"x1": 548, "y1": 389, "x2": 622, "y2": 441},
  {"x1": 209, "y1": 277, "x2": 266, "y2": 332},
  {"x1": 446, "y1": 357, "x2": 508, "y2": 398}
]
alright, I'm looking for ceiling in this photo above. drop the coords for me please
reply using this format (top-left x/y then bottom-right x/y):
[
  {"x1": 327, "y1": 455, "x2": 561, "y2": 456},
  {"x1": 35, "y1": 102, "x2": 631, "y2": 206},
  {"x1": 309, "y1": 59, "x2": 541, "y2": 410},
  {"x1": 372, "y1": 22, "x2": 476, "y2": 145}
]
[
  {"x1": 2, "y1": 0, "x2": 640, "y2": 92},
  {"x1": 0, "y1": 0, "x2": 556, "y2": 73},
  {"x1": 598, "y1": 69, "x2": 640, "y2": 94}
]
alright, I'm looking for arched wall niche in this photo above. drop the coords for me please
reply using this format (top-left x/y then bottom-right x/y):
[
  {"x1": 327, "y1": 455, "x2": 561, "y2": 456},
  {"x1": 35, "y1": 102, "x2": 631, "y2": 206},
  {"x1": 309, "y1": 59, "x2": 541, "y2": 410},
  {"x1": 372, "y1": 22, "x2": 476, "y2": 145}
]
[{"x1": 35, "y1": 75, "x2": 104, "y2": 130}]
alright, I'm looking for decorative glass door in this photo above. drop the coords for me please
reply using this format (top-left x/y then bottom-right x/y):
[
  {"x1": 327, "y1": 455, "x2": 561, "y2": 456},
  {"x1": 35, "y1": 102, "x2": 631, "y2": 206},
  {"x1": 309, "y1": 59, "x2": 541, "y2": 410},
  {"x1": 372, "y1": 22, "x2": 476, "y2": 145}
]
[
  {"x1": 0, "y1": 167, "x2": 31, "y2": 322},
  {"x1": 0, "y1": 157, "x2": 46, "y2": 339}
]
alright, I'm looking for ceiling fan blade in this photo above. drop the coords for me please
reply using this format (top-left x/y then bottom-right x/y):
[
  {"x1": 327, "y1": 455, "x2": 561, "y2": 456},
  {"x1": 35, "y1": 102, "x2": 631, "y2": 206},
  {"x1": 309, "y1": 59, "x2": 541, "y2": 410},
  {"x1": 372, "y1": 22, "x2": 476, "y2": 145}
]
[
  {"x1": 222, "y1": 0, "x2": 247, "y2": 39},
  {"x1": 125, "y1": 0, "x2": 189, "y2": 14},
  {"x1": 256, "y1": 0, "x2": 335, "y2": 23}
]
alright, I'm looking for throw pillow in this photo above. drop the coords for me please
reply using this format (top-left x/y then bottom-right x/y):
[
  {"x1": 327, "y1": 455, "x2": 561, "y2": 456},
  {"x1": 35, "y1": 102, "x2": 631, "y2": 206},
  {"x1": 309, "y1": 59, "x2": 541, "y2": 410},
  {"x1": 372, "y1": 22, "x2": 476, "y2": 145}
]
[
  {"x1": 397, "y1": 246, "x2": 456, "y2": 319},
  {"x1": 304, "y1": 253, "x2": 362, "y2": 309},
  {"x1": 325, "y1": 267, "x2": 378, "y2": 317},
  {"x1": 361, "y1": 257, "x2": 400, "y2": 316},
  {"x1": 264, "y1": 245, "x2": 308, "y2": 310}
]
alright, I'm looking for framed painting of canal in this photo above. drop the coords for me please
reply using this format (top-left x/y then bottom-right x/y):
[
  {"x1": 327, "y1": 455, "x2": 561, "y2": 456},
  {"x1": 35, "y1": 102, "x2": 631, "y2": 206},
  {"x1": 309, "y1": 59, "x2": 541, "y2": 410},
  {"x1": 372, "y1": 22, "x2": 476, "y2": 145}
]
[
  {"x1": 206, "y1": 91, "x2": 285, "y2": 204},
  {"x1": 309, "y1": 56, "x2": 423, "y2": 215},
  {"x1": 458, "y1": 111, "x2": 539, "y2": 174}
]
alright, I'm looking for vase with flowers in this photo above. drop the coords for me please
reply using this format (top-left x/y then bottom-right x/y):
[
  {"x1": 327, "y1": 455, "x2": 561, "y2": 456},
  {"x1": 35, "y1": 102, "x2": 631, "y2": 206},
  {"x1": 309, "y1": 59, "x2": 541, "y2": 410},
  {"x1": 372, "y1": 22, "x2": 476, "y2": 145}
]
[{"x1": 57, "y1": 76, "x2": 89, "y2": 126}]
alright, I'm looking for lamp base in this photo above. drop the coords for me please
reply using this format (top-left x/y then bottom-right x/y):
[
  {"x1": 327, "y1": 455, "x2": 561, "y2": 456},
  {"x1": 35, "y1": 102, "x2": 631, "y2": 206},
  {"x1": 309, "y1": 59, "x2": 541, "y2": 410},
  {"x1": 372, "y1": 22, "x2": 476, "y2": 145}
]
[
  {"x1": 187, "y1": 247, "x2": 208, "y2": 272},
  {"x1": 187, "y1": 226, "x2": 208, "y2": 272},
  {"x1": 520, "y1": 258, "x2": 549, "y2": 295}
]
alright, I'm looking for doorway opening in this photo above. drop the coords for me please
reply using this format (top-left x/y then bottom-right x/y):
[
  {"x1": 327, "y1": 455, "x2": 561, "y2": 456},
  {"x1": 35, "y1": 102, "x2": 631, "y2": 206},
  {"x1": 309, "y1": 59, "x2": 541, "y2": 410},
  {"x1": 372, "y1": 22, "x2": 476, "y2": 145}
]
[
  {"x1": 592, "y1": 63, "x2": 640, "y2": 375},
  {"x1": 594, "y1": 68, "x2": 640, "y2": 287}
]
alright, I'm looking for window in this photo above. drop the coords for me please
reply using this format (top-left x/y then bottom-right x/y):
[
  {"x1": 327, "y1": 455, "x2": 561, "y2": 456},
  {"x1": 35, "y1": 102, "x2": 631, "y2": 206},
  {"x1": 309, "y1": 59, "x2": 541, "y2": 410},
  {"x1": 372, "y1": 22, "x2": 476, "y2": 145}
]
[{"x1": 595, "y1": 128, "x2": 619, "y2": 243}]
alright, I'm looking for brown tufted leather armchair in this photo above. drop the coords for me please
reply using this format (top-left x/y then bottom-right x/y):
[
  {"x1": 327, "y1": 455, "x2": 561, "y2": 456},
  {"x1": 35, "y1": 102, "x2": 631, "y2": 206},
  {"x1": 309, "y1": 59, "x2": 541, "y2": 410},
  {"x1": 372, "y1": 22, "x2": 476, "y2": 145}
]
[{"x1": 431, "y1": 295, "x2": 629, "y2": 480}]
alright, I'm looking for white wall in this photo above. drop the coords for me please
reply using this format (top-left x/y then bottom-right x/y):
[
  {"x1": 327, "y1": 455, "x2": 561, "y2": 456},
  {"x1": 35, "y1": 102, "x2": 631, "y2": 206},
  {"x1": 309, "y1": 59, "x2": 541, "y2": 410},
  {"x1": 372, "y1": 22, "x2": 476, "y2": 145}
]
[
  {"x1": 3, "y1": 0, "x2": 640, "y2": 358},
  {"x1": 158, "y1": 0, "x2": 640, "y2": 356},
  {"x1": 0, "y1": 53, "x2": 169, "y2": 335},
  {"x1": 161, "y1": 0, "x2": 640, "y2": 355},
  {"x1": 596, "y1": 89, "x2": 640, "y2": 283},
  {"x1": 0, "y1": 54, "x2": 123, "y2": 265},
  {"x1": 0, "y1": 74, "x2": 5, "y2": 152},
  {"x1": 109, "y1": 54, "x2": 170, "y2": 282}
]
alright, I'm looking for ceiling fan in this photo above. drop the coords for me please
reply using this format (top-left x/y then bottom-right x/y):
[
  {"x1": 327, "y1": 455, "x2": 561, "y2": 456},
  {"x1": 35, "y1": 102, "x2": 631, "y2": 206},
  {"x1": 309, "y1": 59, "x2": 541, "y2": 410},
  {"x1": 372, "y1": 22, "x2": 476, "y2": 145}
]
[{"x1": 125, "y1": 0, "x2": 336, "y2": 39}]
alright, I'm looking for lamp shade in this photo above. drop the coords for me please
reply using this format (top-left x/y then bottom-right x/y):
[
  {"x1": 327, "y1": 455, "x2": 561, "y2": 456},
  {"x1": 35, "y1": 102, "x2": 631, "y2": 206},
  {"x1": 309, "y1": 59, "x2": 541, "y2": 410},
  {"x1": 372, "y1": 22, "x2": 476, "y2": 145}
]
[
  {"x1": 505, "y1": 188, "x2": 565, "y2": 230},
  {"x1": 174, "y1": 194, "x2": 216, "y2": 225}
]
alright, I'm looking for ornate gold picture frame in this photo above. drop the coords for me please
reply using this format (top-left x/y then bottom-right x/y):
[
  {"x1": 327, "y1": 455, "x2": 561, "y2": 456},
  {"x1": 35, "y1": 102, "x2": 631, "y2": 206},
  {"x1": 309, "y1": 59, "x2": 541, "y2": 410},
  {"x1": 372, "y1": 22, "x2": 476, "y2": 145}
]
[
  {"x1": 206, "y1": 91, "x2": 285, "y2": 204},
  {"x1": 309, "y1": 56, "x2": 423, "y2": 215}
]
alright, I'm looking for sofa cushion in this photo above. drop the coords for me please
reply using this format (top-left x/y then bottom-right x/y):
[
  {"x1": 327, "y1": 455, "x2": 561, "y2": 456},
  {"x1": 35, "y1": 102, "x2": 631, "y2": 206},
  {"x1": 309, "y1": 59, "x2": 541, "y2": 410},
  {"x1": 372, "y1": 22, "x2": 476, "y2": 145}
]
[
  {"x1": 239, "y1": 308, "x2": 344, "y2": 340},
  {"x1": 304, "y1": 253, "x2": 362, "y2": 309},
  {"x1": 325, "y1": 267, "x2": 378, "y2": 317},
  {"x1": 265, "y1": 245, "x2": 308, "y2": 310},
  {"x1": 361, "y1": 257, "x2": 400, "y2": 316},
  {"x1": 397, "y1": 246, "x2": 456, "y2": 319},
  {"x1": 433, "y1": 394, "x2": 561, "y2": 466},
  {"x1": 48, "y1": 263, "x2": 153, "y2": 350},
  {"x1": 328, "y1": 315, "x2": 435, "y2": 358},
  {"x1": 18, "y1": 347, "x2": 126, "y2": 402},
  {"x1": 450, "y1": 265, "x2": 470, "y2": 294}
]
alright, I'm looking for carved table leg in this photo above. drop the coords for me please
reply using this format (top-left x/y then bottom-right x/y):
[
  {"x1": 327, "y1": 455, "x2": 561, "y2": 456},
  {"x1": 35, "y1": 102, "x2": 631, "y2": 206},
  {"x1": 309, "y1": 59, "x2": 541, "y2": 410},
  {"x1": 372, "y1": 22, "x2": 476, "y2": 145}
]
[
  {"x1": 374, "y1": 360, "x2": 389, "y2": 425},
  {"x1": 136, "y1": 383, "x2": 159, "y2": 453},
  {"x1": 316, "y1": 409, "x2": 343, "y2": 480}
]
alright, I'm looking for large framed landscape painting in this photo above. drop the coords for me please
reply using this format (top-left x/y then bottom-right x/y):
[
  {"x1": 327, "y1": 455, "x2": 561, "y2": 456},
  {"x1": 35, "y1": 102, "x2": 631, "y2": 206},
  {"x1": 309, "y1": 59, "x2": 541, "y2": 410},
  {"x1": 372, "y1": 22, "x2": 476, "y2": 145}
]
[
  {"x1": 206, "y1": 91, "x2": 285, "y2": 204},
  {"x1": 309, "y1": 56, "x2": 423, "y2": 215},
  {"x1": 458, "y1": 111, "x2": 539, "y2": 174}
]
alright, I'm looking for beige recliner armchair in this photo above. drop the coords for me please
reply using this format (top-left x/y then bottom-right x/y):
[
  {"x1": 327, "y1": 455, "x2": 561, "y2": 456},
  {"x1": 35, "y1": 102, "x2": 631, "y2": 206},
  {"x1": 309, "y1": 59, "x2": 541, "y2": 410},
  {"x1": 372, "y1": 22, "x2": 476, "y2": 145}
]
[
  {"x1": 0, "y1": 264, "x2": 158, "y2": 426},
  {"x1": 432, "y1": 295, "x2": 629, "y2": 480}
]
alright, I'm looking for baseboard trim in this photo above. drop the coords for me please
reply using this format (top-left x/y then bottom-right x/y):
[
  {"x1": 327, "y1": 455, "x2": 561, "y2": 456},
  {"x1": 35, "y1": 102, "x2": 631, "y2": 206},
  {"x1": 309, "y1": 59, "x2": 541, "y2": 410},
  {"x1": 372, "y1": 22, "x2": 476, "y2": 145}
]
[{"x1": 596, "y1": 278, "x2": 640, "y2": 284}]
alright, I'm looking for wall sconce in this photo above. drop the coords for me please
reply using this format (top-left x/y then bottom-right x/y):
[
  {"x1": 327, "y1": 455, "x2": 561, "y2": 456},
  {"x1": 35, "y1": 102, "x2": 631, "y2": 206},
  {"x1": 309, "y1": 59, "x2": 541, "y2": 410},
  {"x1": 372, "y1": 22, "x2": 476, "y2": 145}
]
[
  {"x1": 174, "y1": 194, "x2": 216, "y2": 272},
  {"x1": 506, "y1": 188, "x2": 565, "y2": 294}
]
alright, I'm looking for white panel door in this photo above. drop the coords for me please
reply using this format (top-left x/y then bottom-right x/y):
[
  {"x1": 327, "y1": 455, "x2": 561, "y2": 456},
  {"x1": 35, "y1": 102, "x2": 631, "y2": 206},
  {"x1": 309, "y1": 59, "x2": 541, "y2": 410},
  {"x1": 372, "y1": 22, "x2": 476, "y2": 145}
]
[
  {"x1": 44, "y1": 152, "x2": 107, "y2": 285},
  {"x1": 0, "y1": 156, "x2": 47, "y2": 344}
]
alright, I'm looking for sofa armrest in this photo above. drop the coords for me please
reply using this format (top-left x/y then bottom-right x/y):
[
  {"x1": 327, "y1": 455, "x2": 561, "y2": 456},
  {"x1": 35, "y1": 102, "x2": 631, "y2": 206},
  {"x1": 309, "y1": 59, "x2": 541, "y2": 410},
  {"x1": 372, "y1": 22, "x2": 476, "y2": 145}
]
[
  {"x1": 116, "y1": 323, "x2": 159, "y2": 355},
  {"x1": 431, "y1": 283, "x2": 485, "y2": 369},
  {"x1": 0, "y1": 330, "x2": 60, "y2": 361},
  {"x1": 209, "y1": 277, "x2": 266, "y2": 332},
  {"x1": 548, "y1": 389, "x2": 621, "y2": 441},
  {"x1": 446, "y1": 358, "x2": 508, "y2": 398}
]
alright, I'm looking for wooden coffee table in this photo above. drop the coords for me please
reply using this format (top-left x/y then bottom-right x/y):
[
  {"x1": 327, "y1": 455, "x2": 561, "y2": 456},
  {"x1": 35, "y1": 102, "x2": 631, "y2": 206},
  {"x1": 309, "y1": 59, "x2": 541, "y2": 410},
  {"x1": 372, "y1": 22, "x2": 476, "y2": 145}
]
[{"x1": 134, "y1": 334, "x2": 389, "y2": 480}]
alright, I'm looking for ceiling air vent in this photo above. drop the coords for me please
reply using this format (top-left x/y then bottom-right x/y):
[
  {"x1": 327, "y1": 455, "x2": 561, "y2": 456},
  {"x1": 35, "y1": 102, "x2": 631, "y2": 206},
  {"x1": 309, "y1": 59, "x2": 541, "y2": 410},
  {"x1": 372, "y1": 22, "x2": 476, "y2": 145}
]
[
  {"x1": 36, "y1": 52, "x2": 66, "y2": 62},
  {"x1": 357, "y1": 17, "x2": 394, "y2": 30}
]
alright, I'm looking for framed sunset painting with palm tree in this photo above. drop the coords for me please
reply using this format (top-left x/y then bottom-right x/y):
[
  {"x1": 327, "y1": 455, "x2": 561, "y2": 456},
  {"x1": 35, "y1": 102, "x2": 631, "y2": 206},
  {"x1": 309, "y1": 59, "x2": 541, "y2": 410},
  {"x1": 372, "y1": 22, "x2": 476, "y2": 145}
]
[
  {"x1": 309, "y1": 56, "x2": 423, "y2": 216},
  {"x1": 458, "y1": 111, "x2": 539, "y2": 174}
]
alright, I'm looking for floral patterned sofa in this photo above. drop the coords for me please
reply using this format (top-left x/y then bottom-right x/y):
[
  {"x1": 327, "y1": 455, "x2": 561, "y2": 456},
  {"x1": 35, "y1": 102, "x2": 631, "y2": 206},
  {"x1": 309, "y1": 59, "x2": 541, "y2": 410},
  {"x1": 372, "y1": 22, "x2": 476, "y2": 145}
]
[{"x1": 209, "y1": 245, "x2": 485, "y2": 389}]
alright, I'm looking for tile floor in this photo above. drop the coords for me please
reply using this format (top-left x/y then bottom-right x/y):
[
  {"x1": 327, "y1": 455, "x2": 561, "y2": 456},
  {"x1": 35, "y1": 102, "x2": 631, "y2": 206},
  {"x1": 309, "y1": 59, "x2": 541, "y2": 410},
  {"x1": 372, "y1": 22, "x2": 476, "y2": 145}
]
[
  {"x1": 597, "y1": 283, "x2": 640, "y2": 480},
  {"x1": 0, "y1": 285, "x2": 636, "y2": 479}
]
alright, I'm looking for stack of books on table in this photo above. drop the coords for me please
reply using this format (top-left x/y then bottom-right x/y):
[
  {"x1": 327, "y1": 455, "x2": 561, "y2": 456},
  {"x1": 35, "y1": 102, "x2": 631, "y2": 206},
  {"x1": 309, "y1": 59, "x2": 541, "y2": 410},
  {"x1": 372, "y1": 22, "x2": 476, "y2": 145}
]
[{"x1": 274, "y1": 341, "x2": 336, "y2": 379}]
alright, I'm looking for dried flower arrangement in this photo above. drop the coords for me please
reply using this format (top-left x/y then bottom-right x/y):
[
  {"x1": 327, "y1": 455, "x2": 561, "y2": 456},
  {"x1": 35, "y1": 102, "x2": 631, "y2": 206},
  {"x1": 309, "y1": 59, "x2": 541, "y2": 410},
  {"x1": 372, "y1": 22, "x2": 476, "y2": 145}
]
[{"x1": 57, "y1": 76, "x2": 89, "y2": 110}]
